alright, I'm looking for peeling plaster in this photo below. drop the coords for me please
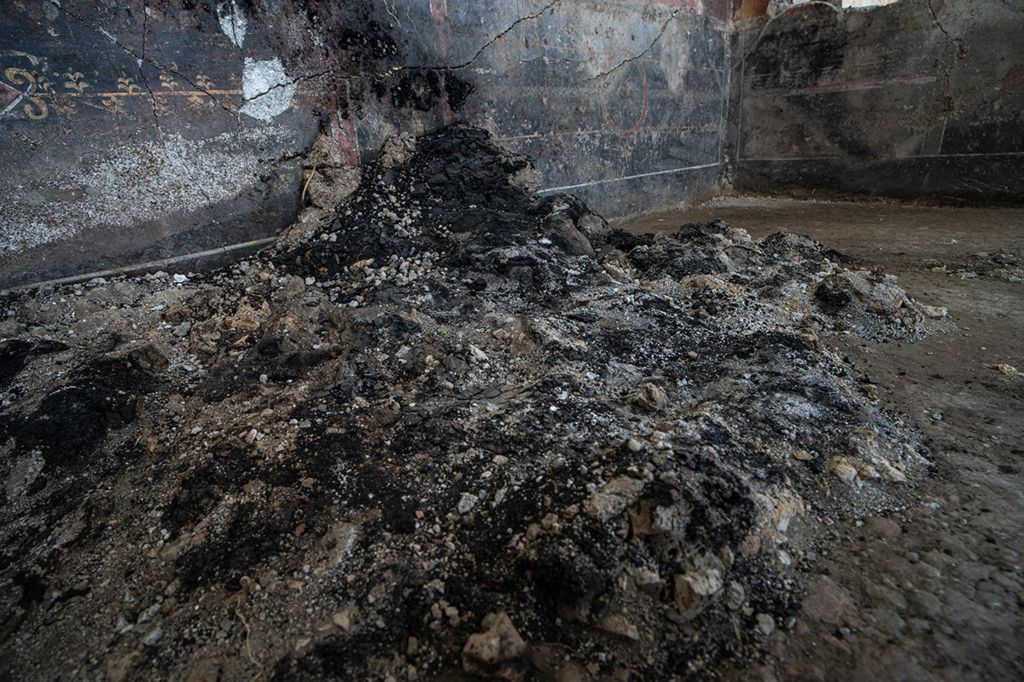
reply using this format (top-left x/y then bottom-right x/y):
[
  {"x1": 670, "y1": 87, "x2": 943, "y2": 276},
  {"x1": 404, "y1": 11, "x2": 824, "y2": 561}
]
[
  {"x1": 240, "y1": 57, "x2": 296, "y2": 123},
  {"x1": 217, "y1": 1, "x2": 247, "y2": 48},
  {"x1": 842, "y1": 0, "x2": 900, "y2": 7}
]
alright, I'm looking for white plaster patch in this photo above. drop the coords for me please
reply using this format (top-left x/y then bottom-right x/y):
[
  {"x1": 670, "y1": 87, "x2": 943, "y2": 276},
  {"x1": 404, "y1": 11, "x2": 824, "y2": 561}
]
[
  {"x1": 841, "y1": 0, "x2": 900, "y2": 7},
  {"x1": 240, "y1": 57, "x2": 296, "y2": 123},
  {"x1": 217, "y1": 1, "x2": 247, "y2": 48}
]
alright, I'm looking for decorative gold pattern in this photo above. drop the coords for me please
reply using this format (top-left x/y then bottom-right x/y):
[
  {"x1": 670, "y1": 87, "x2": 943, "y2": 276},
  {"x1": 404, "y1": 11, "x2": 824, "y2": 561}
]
[
  {"x1": 1, "y1": 66, "x2": 244, "y2": 121},
  {"x1": 116, "y1": 75, "x2": 142, "y2": 95},
  {"x1": 101, "y1": 94, "x2": 126, "y2": 116},
  {"x1": 4, "y1": 68, "x2": 49, "y2": 120},
  {"x1": 64, "y1": 71, "x2": 90, "y2": 94}
]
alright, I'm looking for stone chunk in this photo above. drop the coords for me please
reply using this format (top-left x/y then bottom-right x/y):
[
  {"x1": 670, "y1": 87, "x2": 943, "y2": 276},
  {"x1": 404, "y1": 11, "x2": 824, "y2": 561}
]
[
  {"x1": 462, "y1": 612, "x2": 527, "y2": 681},
  {"x1": 674, "y1": 568, "x2": 723, "y2": 618},
  {"x1": 828, "y1": 456, "x2": 859, "y2": 484},
  {"x1": 585, "y1": 477, "x2": 645, "y2": 521},
  {"x1": 634, "y1": 382, "x2": 668, "y2": 412}
]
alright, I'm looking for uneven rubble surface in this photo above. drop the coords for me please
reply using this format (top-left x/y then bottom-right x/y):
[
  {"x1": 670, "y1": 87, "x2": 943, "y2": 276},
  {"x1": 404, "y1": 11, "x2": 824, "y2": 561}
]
[{"x1": 1, "y1": 126, "x2": 940, "y2": 680}]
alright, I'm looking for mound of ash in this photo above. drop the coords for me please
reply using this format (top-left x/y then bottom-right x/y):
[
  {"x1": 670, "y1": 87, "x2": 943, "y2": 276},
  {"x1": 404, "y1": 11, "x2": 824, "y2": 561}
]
[{"x1": 0, "y1": 126, "x2": 934, "y2": 680}]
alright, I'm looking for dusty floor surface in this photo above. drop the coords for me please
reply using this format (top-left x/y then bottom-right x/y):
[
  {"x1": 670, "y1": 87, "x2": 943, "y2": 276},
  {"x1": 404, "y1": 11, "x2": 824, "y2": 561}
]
[{"x1": 622, "y1": 198, "x2": 1024, "y2": 680}]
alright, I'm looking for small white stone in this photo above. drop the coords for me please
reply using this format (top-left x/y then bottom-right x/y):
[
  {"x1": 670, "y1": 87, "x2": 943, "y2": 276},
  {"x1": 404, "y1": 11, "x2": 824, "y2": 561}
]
[
  {"x1": 756, "y1": 613, "x2": 775, "y2": 636},
  {"x1": 468, "y1": 345, "x2": 488, "y2": 363},
  {"x1": 457, "y1": 492, "x2": 479, "y2": 514}
]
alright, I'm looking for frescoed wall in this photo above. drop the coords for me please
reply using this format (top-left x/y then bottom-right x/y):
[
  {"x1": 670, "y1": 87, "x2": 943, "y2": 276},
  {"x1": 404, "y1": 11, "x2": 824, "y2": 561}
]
[
  {"x1": 727, "y1": 0, "x2": 1024, "y2": 202},
  {"x1": 0, "y1": 0, "x2": 732, "y2": 288}
]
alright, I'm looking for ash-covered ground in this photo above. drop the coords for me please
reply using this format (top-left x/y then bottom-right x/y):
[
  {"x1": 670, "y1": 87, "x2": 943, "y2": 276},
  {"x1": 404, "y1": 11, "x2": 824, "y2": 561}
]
[{"x1": 1, "y1": 126, "x2": 947, "y2": 680}]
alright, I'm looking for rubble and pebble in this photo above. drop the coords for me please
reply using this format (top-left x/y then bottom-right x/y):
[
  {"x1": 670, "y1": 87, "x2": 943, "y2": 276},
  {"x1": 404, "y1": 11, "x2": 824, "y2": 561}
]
[{"x1": 0, "y1": 126, "x2": 939, "y2": 680}]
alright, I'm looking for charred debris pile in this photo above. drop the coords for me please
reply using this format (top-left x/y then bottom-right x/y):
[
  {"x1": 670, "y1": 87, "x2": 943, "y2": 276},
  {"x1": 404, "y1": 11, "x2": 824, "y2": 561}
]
[{"x1": 0, "y1": 126, "x2": 942, "y2": 679}]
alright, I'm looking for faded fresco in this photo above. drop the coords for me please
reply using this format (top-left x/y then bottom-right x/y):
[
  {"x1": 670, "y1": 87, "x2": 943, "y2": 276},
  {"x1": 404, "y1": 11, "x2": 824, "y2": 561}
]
[{"x1": 0, "y1": 0, "x2": 731, "y2": 288}]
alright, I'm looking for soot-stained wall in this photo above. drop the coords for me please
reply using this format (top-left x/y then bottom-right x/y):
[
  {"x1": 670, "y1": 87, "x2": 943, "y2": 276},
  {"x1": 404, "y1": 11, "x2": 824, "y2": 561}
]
[
  {"x1": 728, "y1": 0, "x2": 1024, "y2": 202},
  {"x1": 0, "y1": 0, "x2": 731, "y2": 288}
]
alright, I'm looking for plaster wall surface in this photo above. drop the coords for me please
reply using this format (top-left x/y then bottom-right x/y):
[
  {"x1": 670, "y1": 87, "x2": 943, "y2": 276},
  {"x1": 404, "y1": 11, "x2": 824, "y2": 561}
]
[
  {"x1": 0, "y1": 0, "x2": 731, "y2": 288},
  {"x1": 3, "y1": 0, "x2": 1019, "y2": 289},
  {"x1": 728, "y1": 0, "x2": 1024, "y2": 202}
]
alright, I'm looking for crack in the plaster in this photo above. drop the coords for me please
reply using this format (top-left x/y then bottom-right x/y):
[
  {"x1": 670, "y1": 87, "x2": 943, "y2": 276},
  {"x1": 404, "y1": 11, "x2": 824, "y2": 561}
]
[
  {"x1": 243, "y1": 69, "x2": 329, "y2": 102},
  {"x1": 382, "y1": 0, "x2": 402, "y2": 29},
  {"x1": 225, "y1": 1, "x2": 246, "y2": 61},
  {"x1": 926, "y1": 0, "x2": 968, "y2": 56},
  {"x1": 263, "y1": 149, "x2": 308, "y2": 166},
  {"x1": 26, "y1": 1, "x2": 301, "y2": 256},
  {"x1": 128, "y1": 0, "x2": 166, "y2": 150},
  {"x1": 49, "y1": 0, "x2": 241, "y2": 124},
  {"x1": 368, "y1": 0, "x2": 565, "y2": 78},
  {"x1": 451, "y1": 0, "x2": 563, "y2": 72},
  {"x1": 141, "y1": 0, "x2": 149, "y2": 63},
  {"x1": 294, "y1": 0, "x2": 566, "y2": 102},
  {"x1": 573, "y1": 8, "x2": 681, "y2": 85},
  {"x1": 135, "y1": 45, "x2": 230, "y2": 225}
]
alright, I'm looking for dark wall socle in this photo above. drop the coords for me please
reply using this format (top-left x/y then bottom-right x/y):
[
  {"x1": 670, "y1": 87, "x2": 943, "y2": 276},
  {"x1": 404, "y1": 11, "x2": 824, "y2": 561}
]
[
  {"x1": 727, "y1": 0, "x2": 1024, "y2": 203},
  {"x1": 0, "y1": 0, "x2": 732, "y2": 289}
]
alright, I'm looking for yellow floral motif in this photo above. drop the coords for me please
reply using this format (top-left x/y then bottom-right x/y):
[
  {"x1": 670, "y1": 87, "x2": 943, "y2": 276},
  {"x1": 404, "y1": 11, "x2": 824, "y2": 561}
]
[
  {"x1": 2, "y1": 63, "x2": 245, "y2": 121},
  {"x1": 4, "y1": 67, "x2": 48, "y2": 120},
  {"x1": 116, "y1": 75, "x2": 142, "y2": 95},
  {"x1": 64, "y1": 71, "x2": 90, "y2": 94},
  {"x1": 101, "y1": 94, "x2": 126, "y2": 116},
  {"x1": 153, "y1": 95, "x2": 170, "y2": 116},
  {"x1": 186, "y1": 73, "x2": 213, "y2": 107},
  {"x1": 33, "y1": 72, "x2": 54, "y2": 93}
]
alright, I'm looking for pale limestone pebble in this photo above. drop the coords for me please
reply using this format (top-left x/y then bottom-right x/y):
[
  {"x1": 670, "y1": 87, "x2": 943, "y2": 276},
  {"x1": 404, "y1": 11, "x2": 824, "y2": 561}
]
[
  {"x1": 857, "y1": 462, "x2": 881, "y2": 479},
  {"x1": 584, "y1": 476, "x2": 645, "y2": 522},
  {"x1": 986, "y1": 362, "x2": 1022, "y2": 378},
  {"x1": 458, "y1": 492, "x2": 479, "y2": 514},
  {"x1": 462, "y1": 612, "x2": 527, "y2": 681},
  {"x1": 770, "y1": 493, "x2": 806, "y2": 534},
  {"x1": 828, "y1": 456, "x2": 859, "y2": 484},
  {"x1": 603, "y1": 262, "x2": 632, "y2": 283},
  {"x1": 793, "y1": 448, "x2": 815, "y2": 461},
  {"x1": 634, "y1": 382, "x2": 668, "y2": 412},
  {"x1": 725, "y1": 581, "x2": 746, "y2": 611},
  {"x1": 468, "y1": 344, "x2": 489, "y2": 363},
  {"x1": 874, "y1": 458, "x2": 909, "y2": 482},
  {"x1": 674, "y1": 566, "x2": 724, "y2": 618},
  {"x1": 332, "y1": 604, "x2": 357, "y2": 632},
  {"x1": 596, "y1": 613, "x2": 640, "y2": 641},
  {"x1": 756, "y1": 613, "x2": 775, "y2": 636}
]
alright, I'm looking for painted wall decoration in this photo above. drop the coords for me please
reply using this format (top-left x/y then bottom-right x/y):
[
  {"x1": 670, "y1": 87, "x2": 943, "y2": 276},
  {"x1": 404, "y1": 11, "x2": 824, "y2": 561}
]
[
  {"x1": 0, "y1": 0, "x2": 731, "y2": 288},
  {"x1": 0, "y1": 63, "x2": 245, "y2": 122}
]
